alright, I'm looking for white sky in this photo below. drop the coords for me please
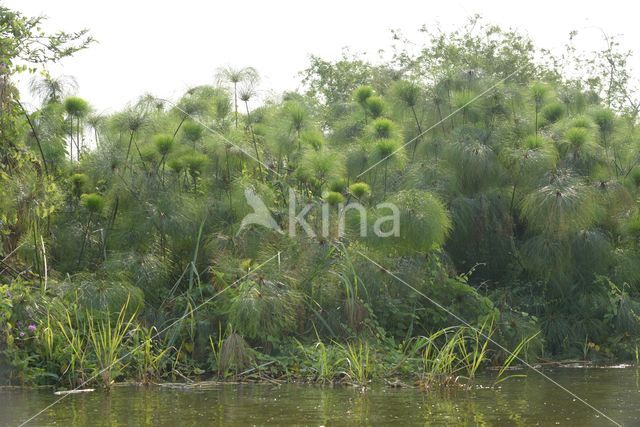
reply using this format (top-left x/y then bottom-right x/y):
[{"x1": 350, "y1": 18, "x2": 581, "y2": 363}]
[{"x1": 5, "y1": 0, "x2": 638, "y2": 113}]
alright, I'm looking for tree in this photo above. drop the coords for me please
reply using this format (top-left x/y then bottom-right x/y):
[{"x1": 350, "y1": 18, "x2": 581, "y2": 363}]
[
  {"x1": 300, "y1": 51, "x2": 397, "y2": 107},
  {"x1": 0, "y1": 5, "x2": 92, "y2": 273},
  {"x1": 1, "y1": 6, "x2": 92, "y2": 163},
  {"x1": 0, "y1": 7, "x2": 93, "y2": 73}
]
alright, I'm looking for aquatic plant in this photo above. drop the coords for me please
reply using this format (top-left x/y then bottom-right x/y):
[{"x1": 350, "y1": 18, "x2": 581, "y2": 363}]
[
  {"x1": 4, "y1": 6, "x2": 640, "y2": 392},
  {"x1": 130, "y1": 326, "x2": 171, "y2": 384},
  {"x1": 337, "y1": 341, "x2": 373, "y2": 385},
  {"x1": 218, "y1": 331, "x2": 254, "y2": 376},
  {"x1": 86, "y1": 298, "x2": 137, "y2": 388}
]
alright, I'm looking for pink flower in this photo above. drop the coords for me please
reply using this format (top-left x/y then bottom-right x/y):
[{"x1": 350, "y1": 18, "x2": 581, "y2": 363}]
[
  {"x1": 19, "y1": 331, "x2": 25, "y2": 338},
  {"x1": 28, "y1": 324, "x2": 37, "y2": 333}
]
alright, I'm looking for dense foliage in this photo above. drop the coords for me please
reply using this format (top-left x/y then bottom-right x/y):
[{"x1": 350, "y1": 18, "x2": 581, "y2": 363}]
[{"x1": 2, "y1": 10, "x2": 640, "y2": 387}]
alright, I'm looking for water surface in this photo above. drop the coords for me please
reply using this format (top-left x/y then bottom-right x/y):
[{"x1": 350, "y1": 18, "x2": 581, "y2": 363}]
[{"x1": 2, "y1": 368, "x2": 639, "y2": 426}]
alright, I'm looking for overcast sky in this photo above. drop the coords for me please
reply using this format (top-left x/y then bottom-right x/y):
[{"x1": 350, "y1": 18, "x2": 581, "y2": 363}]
[{"x1": 5, "y1": 0, "x2": 638, "y2": 113}]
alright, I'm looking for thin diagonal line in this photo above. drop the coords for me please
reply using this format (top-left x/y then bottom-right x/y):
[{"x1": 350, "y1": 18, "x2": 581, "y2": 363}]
[
  {"x1": 357, "y1": 67, "x2": 522, "y2": 179},
  {"x1": 17, "y1": 252, "x2": 281, "y2": 427},
  {"x1": 156, "y1": 97, "x2": 280, "y2": 177},
  {"x1": 356, "y1": 250, "x2": 622, "y2": 427}
]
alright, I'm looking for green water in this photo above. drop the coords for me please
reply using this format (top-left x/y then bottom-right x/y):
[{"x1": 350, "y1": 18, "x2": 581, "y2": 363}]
[{"x1": 1, "y1": 368, "x2": 639, "y2": 426}]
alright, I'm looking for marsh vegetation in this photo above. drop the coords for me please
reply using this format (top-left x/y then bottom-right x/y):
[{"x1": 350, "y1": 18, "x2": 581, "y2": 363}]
[{"x1": 2, "y1": 8, "x2": 640, "y2": 401}]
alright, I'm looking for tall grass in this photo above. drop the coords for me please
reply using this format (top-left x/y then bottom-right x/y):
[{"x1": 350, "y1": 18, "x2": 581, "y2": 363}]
[
  {"x1": 208, "y1": 323, "x2": 225, "y2": 372},
  {"x1": 337, "y1": 341, "x2": 373, "y2": 385},
  {"x1": 411, "y1": 323, "x2": 539, "y2": 389},
  {"x1": 39, "y1": 312, "x2": 57, "y2": 362},
  {"x1": 334, "y1": 249, "x2": 369, "y2": 330},
  {"x1": 130, "y1": 325, "x2": 171, "y2": 384},
  {"x1": 457, "y1": 320, "x2": 494, "y2": 380},
  {"x1": 312, "y1": 340, "x2": 336, "y2": 383},
  {"x1": 295, "y1": 334, "x2": 341, "y2": 383},
  {"x1": 413, "y1": 323, "x2": 494, "y2": 389},
  {"x1": 494, "y1": 332, "x2": 540, "y2": 386},
  {"x1": 86, "y1": 298, "x2": 137, "y2": 388},
  {"x1": 418, "y1": 327, "x2": 466, "y2": 388},
  {"x1": 57, "y1": 309, "x2": 89, "y2": 387}
]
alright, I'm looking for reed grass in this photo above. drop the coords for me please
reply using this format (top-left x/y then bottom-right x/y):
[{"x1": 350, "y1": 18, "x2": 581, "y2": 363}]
[
  {"x1": 39, "y1": 312, "x2": 56, "y2": 362},
  {"x1": 295, "y1": 332, "x2": 341, "y2": 383},
  {"x1": 131, "y1": 325, "x2": 171, "y2": 384},
  {"x1": 457, "y1": 319, "x2": 494, "y2": 380},
  {"x1": 337, "y1": 341, "x2": 373, "y2": 385},
  {"x1": 412, "y1": 323, "x2": 495, "y2": 389},
  {"x1": 86, "y1": 297, "x2": 137, "y2": 388},
  {"x1": 57, "y1": 309, "x2": 89, "y2": 387},
  {"x1": 494, "y1": 331, "x2": 540, "y2": 386}
]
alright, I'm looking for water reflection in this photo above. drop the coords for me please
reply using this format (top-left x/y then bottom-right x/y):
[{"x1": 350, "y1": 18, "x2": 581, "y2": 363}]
[{"x1": 1, "y1": 368, "x2": 638, "y2": 426}]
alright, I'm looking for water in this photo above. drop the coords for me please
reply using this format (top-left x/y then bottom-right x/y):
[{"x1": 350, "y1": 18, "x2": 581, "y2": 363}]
[{"x1": 1, "y1": 368, "x2": 639, "y2": 426}]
